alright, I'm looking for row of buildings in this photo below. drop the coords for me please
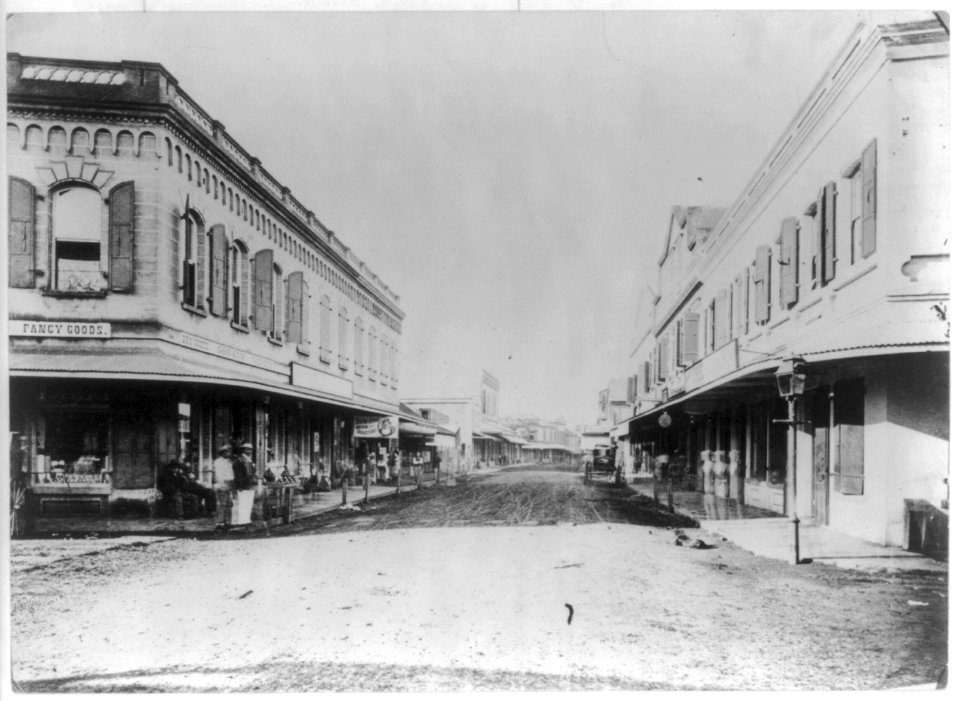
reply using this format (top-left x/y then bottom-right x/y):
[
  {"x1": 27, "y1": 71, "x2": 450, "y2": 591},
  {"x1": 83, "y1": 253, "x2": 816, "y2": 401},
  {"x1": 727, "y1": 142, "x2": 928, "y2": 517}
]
[
  {"x1": 4, "y1": 51, "x2": 577, "y2": 526},
  {"x1": 603, "y1": 12, "x2": 949, "y2": 556}
]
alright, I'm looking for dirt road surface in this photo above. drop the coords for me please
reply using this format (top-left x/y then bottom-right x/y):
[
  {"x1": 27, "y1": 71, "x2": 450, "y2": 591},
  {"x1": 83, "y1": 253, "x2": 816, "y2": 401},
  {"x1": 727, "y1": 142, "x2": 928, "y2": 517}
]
[{"x1": 8, "y1": 466, "x2": 948, "y2": 692}]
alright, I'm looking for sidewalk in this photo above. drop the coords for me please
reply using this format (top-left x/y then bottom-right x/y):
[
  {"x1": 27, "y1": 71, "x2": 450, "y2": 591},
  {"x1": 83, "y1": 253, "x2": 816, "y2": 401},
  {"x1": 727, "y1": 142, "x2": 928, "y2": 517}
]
[
  {"x1": 626, "y1": 477, "x2": 947, "y2": 573},
  {"x1": 26, "y1": 480, "x2": 424, "y2": 538}
]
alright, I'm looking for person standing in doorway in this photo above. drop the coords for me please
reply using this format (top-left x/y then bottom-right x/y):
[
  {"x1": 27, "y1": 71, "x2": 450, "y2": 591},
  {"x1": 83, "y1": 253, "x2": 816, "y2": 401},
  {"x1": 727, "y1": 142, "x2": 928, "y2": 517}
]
[{"x1": 212, "y1": 444, "x2": 235, "y2": 527}]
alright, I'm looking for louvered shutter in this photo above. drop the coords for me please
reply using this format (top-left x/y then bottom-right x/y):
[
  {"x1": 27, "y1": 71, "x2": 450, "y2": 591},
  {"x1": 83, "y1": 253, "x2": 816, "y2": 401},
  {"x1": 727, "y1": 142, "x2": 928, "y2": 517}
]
[
  {"x1": 253, "y1": 249, "x2": 274, "y2": 331},
  {"x1": 755, "y1": 245, "x2": 771, "y2": 323},
  {"x1": 627, "y1": 375, "x2": 637, "y2": 403},
  {"x1": 643, "y1": 360, "x2": 651, "y2": 393},
  {"x1": 733, "y1": 275, "x2": 743, "y2": 337},
  {"x1": 717, "y1": 289, "x2": 730, "y2": 346},
  {"x1": 822, "y1": 182, "x2": 837, "y2": 283},
  {"x1": 780, "y1": 217, "x2": 799, "y2": 307},
  {"x1": 8, "y1": 177, "x2": 36, "y2": 288},
  {"x1": 195, "y1": 224, "x2": 206, "y2": 310},
  {"x1": 861, "y1": 139, "x2": 877, "y2": 258},
  {"x1": 286, "y1": 271, "x2": 303, "y2": 344},
  {"x1": 682, "y1": 311, "x2": 699, "y2": 366},
  {"x1": 108, "y1": 181, "x2": 135, "y2": 292},
  {"x1": 742, "y1": 266, "x2": 751, "y2": 334},
  {"x1": 210, "y1": 225, "x2": 227, "y2": 316}
]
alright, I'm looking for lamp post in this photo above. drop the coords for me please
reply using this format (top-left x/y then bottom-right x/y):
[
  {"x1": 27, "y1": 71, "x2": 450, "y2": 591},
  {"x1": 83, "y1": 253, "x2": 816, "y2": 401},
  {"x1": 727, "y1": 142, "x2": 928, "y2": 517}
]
[{"x1": 775, "y1": 356, "x2": 808, "y2": 565}]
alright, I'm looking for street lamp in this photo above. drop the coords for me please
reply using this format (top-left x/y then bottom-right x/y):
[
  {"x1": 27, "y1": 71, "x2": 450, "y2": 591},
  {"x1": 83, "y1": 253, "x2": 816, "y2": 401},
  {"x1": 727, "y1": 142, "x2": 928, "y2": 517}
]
[{"x1": 775, "y1": 356, "x2": 808, "y2": 565}]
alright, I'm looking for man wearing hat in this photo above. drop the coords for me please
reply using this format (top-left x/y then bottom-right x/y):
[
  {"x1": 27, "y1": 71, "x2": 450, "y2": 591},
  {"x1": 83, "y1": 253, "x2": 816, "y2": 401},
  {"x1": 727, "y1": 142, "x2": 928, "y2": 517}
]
[{"x1": 212, "y1": 443, "x2": 235, "y2": 526}]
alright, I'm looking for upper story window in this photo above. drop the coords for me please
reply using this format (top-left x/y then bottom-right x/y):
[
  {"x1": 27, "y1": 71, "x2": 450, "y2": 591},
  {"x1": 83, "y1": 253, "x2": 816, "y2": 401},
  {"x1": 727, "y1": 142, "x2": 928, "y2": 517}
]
[
  {"x1": 845, "y1": 141, "x2": 877, "y2": 263},
  {"x1": 52, "y1": 185, "x2": 106, "y2": 293},
  {"x1": 180, "y1": 211, "x2": 205, "y2": 309}
]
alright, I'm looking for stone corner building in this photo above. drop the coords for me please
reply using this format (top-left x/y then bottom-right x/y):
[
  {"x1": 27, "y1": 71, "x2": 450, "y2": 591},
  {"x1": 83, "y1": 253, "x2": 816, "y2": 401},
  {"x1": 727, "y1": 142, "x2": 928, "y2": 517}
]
[
  {"x1": 622, "y1": 14, "x2": 949, "y2": 556},
  {"x1": 7, "y1": 53, "x2": 404, "y2": 518}
]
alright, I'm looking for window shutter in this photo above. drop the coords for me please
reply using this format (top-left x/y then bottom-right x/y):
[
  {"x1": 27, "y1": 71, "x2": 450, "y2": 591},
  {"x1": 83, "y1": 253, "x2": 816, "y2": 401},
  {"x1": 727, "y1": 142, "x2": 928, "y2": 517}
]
[
  {"x1": 8, "y1": 177, "x2": 36, "y2": 288},
  {"x1": 627, "y1": 375, "x2": 637, "y2": 402},
  {"x1": 836, "y1": 379, "x2": 865, "y2": 495},
  {"x1": 656, "y1": 338, "x2": 667, "y2": 381},
  {"x1": 822, "y1": 181, "x2": 837, "y2": 283},
  {"x1": 286, "y1": 271, "x2": 303, "y2": 344},
  {"x1": 681, "y1": 311, "x2": 699, "y2": 366},
  {"x1": 780, "y1": 217, "x2": 799, "y2": 307},
  {"x1": 755, "y1": 245, "x2": 771, "y2": 323},
  {"x1": 717, "y1": 288, "x2": 730, "y2": 346},
  {"x1": 733, "y1": 275, "x2": 743, "y2": 337},
  {"x1": 643, "y1": 360, "x2": 650, "y2": 393},
  {"x1": 209, "y1": 224, "x2": 227, "y2": 316},
  {"x1": 861, "y1": 139, "x2": 877, "y2": 258},
  {"x1": 742, "y1": 266, "x2": 751, "y2": 334},
  {"x1": 253, "y1": 249, "x2": 274, "y2": 331},
  {"x1": 108, "y1": 181, "x2": 135, "y2": 292},
  {"x1": 195, "y1": 224, "x2": 206, "y2": 309}
]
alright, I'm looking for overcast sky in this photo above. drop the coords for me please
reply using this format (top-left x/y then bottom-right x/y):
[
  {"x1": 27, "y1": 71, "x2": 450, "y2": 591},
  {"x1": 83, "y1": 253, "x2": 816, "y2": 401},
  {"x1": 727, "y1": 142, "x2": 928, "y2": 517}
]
[{"x1": 6, "y1": 6, "x2": 886, "y2": 426}]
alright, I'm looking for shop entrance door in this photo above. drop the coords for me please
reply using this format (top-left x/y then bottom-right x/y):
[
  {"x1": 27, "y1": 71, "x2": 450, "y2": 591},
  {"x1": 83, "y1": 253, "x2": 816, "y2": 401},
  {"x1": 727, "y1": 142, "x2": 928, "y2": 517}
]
[{"x1": 811, "y1": 388, "x2": 830, "y2": 526}]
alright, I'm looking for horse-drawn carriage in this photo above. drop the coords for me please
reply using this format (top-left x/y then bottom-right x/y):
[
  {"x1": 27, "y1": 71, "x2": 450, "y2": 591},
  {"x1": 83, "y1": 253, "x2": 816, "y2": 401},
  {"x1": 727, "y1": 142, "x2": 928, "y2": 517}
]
[{"x1": 584, "y1": 445, "x2": 620, "y2": 484}]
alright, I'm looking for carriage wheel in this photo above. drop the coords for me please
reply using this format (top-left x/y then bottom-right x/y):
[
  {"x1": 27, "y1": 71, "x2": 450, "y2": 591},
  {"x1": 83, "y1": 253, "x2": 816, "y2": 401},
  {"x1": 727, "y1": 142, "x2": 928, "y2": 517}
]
[{"x1": 10, "y1": 481, "x2": 28, "y2": 539}]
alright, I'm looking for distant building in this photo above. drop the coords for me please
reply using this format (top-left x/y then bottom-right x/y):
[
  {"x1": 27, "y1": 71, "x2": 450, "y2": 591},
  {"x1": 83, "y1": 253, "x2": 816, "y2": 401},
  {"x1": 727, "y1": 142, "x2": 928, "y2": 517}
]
[
  {"x1": 402, "y1": 367, "x2": 524, "y2": 471},
  {"x1": 620, "y1": 14, "x2": 949, "y2": 555}
]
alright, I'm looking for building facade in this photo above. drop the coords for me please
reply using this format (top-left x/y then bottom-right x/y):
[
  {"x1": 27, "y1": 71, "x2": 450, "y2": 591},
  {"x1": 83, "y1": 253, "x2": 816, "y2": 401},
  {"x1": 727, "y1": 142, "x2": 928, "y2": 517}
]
[
  {"x1": 7, "y1": 54, "x2": 404, "y2": 520},
  {"x1": 623, "y1": 14, "x2": 949, "y2": 554}
]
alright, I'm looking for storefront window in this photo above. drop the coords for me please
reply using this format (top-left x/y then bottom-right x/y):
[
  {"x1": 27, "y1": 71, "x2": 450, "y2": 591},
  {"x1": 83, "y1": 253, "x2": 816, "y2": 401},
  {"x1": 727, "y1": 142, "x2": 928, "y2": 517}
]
[{"x1": 42, "y1": 411, "x2": 109, "y2": 480}]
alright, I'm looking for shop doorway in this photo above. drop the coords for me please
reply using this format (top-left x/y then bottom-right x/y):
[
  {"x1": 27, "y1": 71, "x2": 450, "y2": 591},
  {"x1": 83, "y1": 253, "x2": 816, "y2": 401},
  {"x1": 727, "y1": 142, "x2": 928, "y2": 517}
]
[{"x1": 811, "y1": 387, "x2": 830, "y2": 526}]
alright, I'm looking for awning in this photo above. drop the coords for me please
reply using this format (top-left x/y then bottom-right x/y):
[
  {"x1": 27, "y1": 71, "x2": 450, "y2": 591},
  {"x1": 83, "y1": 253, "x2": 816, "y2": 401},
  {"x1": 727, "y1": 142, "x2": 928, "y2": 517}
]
[
  {"x1": 399, "y1": 422, "x2": 436, "y2": 437},
  {"x1": 9, "y1": 345, "x2": 398, "y2": 417},
  {"x1": 472, "y1": 432, "x2": 496, "y2": 440},
  {"x1": 502, "y1": 435, "x2": 526, "y2": 445}
]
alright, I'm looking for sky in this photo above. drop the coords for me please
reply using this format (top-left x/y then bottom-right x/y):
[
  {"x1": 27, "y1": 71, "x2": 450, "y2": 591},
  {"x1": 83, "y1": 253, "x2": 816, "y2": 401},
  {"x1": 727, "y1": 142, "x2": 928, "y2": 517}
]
[{"x1": 5, "y1": 4, "x2": 886, "y2": 426}]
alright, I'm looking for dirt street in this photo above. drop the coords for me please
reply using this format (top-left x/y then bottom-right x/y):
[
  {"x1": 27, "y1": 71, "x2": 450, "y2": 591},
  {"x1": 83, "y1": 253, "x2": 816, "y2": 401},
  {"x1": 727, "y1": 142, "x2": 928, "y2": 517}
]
[{"x1": 8, "y1": 466, "x2": 948, "y2": 691}]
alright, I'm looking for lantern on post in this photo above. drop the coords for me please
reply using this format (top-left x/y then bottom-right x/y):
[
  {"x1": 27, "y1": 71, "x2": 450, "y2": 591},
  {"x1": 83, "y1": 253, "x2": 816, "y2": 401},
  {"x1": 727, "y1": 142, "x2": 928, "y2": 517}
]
[{"x1": 775, "y1": 356, "x2": 808, "y2": 565}]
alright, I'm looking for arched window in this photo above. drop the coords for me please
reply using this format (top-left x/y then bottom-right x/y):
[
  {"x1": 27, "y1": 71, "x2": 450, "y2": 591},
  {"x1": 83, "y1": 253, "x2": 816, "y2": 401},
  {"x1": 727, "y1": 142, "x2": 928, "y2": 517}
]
[
  {"x1": 138, "y1": 132, "x2": 156, "y2": 157},
  {"x1": 70, "y1": 128, "x2": 90, "y2": 155},
  {"x1": 7, "y1": 123, "x2": 20, "y2": 151},
  {"x1": 227, "y1": 187, "x2": 233, "y2": 211},
  {"x1": 203, "y1": 168, "x2": 210, "y2": 194},
  {"x1": 212, "y1": 174, "x2": 219, "y2": 200},
  {"x1": 195, "y1": 162, "x2": 201, "y2": 187},
  {"x1": 180, "y1": 210, "x2": 205, "y2": 308},
  {"x1": 185, "y1": 153, "x2": 192, "y2": 180},
  {"x1": 47, "y1": 126, "x2": 67, "y2": 155},
  {"x1": 116, "y1": 131, "x2": 134, "y2": 158},
  {"x1": 25, "y1": 124, "x2": 43, "y2": 151},
  {"x1": 52, "y1": 185, "x2": 105, "y2": 292},
  {"x1": 165, "y1": 137, "x2": 173, "y2": 165},
  {"x1": 230, "y1": 240, "x2": 250, "y2": 327},
  {"x1": 272, "y1": 263, "x2": 284, "y2": 339},
  {"x1": 175, "y1": 145, "x2": 183, "y2": 173},
  {"x1": 220, "y1": 181, "x2": 226, "y2": 204}
]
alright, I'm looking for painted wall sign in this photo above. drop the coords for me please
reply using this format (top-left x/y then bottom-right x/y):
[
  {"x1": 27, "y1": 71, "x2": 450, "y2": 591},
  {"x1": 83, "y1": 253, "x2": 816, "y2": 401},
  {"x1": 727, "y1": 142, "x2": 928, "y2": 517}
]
[
  {"x1": 9, "y1": 320, "x2": 111, "y2": 338},
  {"x1": 354, "y1": 415, "x2": 399, "y2": 440}
]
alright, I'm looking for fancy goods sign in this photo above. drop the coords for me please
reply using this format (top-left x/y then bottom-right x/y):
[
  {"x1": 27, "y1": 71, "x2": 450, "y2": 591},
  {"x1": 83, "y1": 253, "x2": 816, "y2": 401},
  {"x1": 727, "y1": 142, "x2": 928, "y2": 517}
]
[
  {"x1": 354, "y1": 415, "x2": 399, "y2": 439},
  {"x1": 9, "y1": 320, "x2": 111, "y2": 338}
]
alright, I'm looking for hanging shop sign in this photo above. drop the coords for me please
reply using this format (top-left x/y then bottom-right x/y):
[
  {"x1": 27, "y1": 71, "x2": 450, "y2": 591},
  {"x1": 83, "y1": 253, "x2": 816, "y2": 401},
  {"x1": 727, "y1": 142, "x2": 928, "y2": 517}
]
[
  {"x1": 658, "y1": 412, "x2": 673, "y2": 429},
  {"x1": 9, "y1": 320, "x2": 111, "y2": 338},
  {"x1": 354, "y1": 415, "x2": 399, "y2": 440}
]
